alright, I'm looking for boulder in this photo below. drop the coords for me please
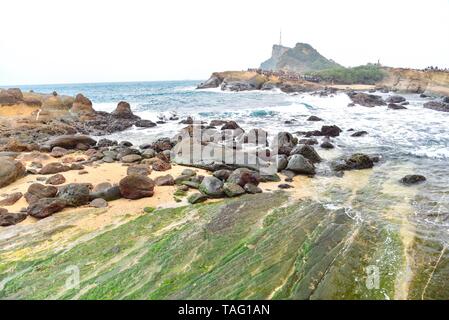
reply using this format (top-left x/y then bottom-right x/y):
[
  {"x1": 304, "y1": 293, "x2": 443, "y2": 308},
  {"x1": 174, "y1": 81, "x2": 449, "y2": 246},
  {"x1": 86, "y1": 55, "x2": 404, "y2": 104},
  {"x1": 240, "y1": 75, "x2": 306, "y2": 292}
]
[
  {"x1": 423, "y1": 101, "x2": 449, "y2": 112},
  {"x1": 135, "y1": 119, "x2": 157, "y2": 128},
  {"x1": 50, "y1": 147, "x2": 69, "y2": 158},
  {"x1": 71, "y1": 93, "x2": 95, "y2": 116},
  {"x1": 286, "y1": 155, "x2": 316, "y2": 175},
  {"x1": 89, "y1": 186, "x2": 122, "y2": 202},
  {"x1": 141, "y1": 148, "x2": 156, "y2": 159},
  {"x1": 187, "y1": 193, "x2": 208, "y2": 204},
  {"x1": 58, "y1": 183, "x2": 91, "y2": 207},
  {"x1": 154, "y1": 174, "x2": 175, "y2": 186},
  {"x1": 275, "y1": 154, "x2": 288, "y2": 171},
  {"x1": 227, "y1": 168, "x2": 260, "y2": 187},
  {"x1": 298, "y1": 138, "x2": 318, "y2": 145},
  {"x1": 25, "y1": 183, "x2": 58, "y2": 204},
  {"x1": 334, "y1": 153, "x2": 374, "y2": 171},
  {"x1": 388, "y1": 103, "x2": 407, "y2": 110},
  {"x1": 351, "y1": 131, "x2": 369, "y2": 137},
  {"x1": 39, "y1": 162, "x2": 71, "y2": 175},
  {"x1": 181, "y1": 168, "x2": 196, "y2": 177},
  {"x1": 121, "y1": 154, "x2": 142, "y2": 163},
  {"x1": 89, "y1": 198, "x2": 108, "y2": 208},
  {"x1": 400, "y1": 175, "x2": 426, "y2": 185},
  {"x1": 320, "y1": 125, "x2": 342, "y2": 137},
  {"x1": 152, "y1": 159, "x2": 171, "y2": 171},
  {"x1": 307, "y1": 115, "x2": 323, "y2": 121},
  {"x1": 112, "y1": 101, "x2": 139, "y2": 119},
  {"x1": 244, "y1": 183, "x2": 262, "y2": 194},
  {"x1": 0, "y1": 192, "x2": 23, "y2": 206},
  {"x1": 0, "y1": 209, "x2": 27, "y2": 227},
  {"x1": 278, "y1": 184, "x2": 294, "y2": 189},
  {"x1": 320, "y1": 141, "x2": 335, "y2": 149},
  {"x1": 290, "y1": 145, "x2": 321, "y2": 163},
  {"x1": 127, "y1": 164, "x2": 152, "y2": 176},
  {"x1": 27, "y1": 198, "x2": 66, "y2": 219},
  {"x1": 45, "y1": 174, "x2": 66, "y2": 185},
  {"x1": 347, "y1": 92, "x2": 386, "y2": 107},
  {"x1": 119, "y1": 175, "x2": 155, "y2": 199},
  {"x1": 97, "y1": 139, "x2": 118, "y2": 148},
  {"x1": 48, "y1": 135, "x2": 96, "y2": 150},
  {"x1": 0, "y1": 158, "x2": 26, "y2": 188},
  {"x1": 199, "y1": 176, "x2": 225, "y2": 198},
  {"x1": 223, "y1": 182, "x2": 246, "y2": 197},
  {"x1": 386, "y1": 95, "x2": 406, "y2": 104},
  {"x1": 212, "y1": 169, "x2": 231, "y2": 181},
  {"x1": 221, "y1": 121, "x2": 241, "y2": 130}
]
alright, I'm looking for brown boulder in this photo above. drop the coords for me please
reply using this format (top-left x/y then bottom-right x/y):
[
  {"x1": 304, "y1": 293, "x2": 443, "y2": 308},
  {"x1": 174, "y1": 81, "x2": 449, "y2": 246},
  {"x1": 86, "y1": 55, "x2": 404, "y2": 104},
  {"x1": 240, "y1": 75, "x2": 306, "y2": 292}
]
[
  {"x1": 112, "y1": 101, "x2": 139, "y2": 119},
  {"x1": 127, "y1": 164, "x2": 152, "y2": 176},
  {"x1": 48, "y1": 135, "x2": 96, "y2": 149},
  {"x1": 154, "y1": 174, "x2": 175, "y2": 186},
  {"x1": 27, "y1": 198, "x2": 66, "y2": 219},
  {"x1": 0, "y1": 208, "x2": 27, "y2": 227},
  {"x1": 39, "y1": 162, "x2": 71, "y2": 175},
  {"x1": 24, "y1": 183, "x2": 58, "y2": 204},
  {"x1": 45, "y1": 174, "x2": 66, "y2": 185},
  {"x1": 0, "y1": 158, "x2": 26, "y2": 188},
  {"x1": 0, "y1": 192, "x2": 23, "y2": 206},
  {"x1": 119, "y1": 175, "x2": 155, "y2": 199},
  {"x1": 71, "y1": 93, "x2": 95, "y2": 116},
  {"x1": 152, "y1": 159, "x2": 172, "y2": 171}
]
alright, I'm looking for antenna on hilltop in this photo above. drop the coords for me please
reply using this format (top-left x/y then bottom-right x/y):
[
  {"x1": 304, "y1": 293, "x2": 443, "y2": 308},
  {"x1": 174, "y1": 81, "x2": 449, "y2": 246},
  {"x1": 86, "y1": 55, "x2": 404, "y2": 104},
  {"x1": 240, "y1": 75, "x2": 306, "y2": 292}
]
[{"x1": 279, "y1": 29, "x2": 282, "y2": 46}]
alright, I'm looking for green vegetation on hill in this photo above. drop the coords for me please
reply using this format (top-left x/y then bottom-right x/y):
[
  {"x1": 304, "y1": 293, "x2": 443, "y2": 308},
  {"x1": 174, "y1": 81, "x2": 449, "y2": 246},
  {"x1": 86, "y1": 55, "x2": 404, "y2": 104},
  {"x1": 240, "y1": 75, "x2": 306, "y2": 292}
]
[{"x1": 306, "y1": 64, "x2": 386, "y2": 85}]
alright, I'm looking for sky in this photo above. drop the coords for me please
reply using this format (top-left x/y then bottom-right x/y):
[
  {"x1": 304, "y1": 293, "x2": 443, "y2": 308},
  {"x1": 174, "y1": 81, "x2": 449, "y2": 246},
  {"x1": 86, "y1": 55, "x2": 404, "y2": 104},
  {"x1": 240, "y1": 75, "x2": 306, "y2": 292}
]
[{"x1": 1, "y1": 0, "x2": 448, "y2": 85}]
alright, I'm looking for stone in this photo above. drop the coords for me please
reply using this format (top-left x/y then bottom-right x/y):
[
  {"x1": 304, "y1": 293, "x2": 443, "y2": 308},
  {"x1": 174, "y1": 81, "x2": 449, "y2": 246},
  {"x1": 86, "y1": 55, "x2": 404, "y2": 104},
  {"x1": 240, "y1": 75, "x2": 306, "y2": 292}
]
[
  {"x1": 121, "y1": 154, "x2": 142, "y2": 163},
  {"x1": 141, "y1": 148, "x2": 156, "y2": 159},
  {"x1": 112, "y1": 101, "x2": 139, "y2": 119},
  {"x1": 93, "y1": 182, "x2": 113, "y2": 193},
  {"x1": 154, "y1": 174, "x2": 175, "y2": 186},
  {"x1": 45, "y1": 174, "x2": 66, "y2": 185},
  {"x1": 307, "y1": 115, "x2": 323, "y2": 121},
  {"x1": 0, "y1": 192, "x2": 23, "y2": 206},
  {"x1": 199, "y1": 176, "x2": 225, "y2": 198},
  {"x1": 320, "y1": 125, "x2": 342, "y2": 137},
  {"x1": 286, "y1": 154, "x2": 316, "y2": 175},
  {"x1": 223, "y1": 182, "x2": 246, "y2": 197},
  {"x1": 400, "y1": 175, "x2": 426, "y2": 185},
  {"x1": 334, "y1": 154, "x2": 374, "y2": 171},
  {"x1": 89, "y1": 186, "x2": 122, "y2": 202},
  {"x1": 221, "y1": 121, "x2": 241, "y2": 130},
  {"x1": 58, "y1": 183, "x2": 91, "y2": 207},
  {"x1": 244, "y1": 183, "x2": 262, "y2": 194},
  {"x1": 0, "y1": 158, "x2": 26, "y2": 188},
  {"x1": 187, "y1": 193, "x2": 208, "y2": 204},
  {"x1": 152, "y1": 159, "x2": 171, "y2": 171},
  {"x1": 181, "y1": 168, "x2": 196, "y2": 177},
  {"x1": 50, "y1": 147, "x2": 68, "y2": 158},
  {"x1": 89, "y1": 198, "x2": 108, "y2": 208},
  {"x1": 135, "y1": 119, "x2": 157, "y2": 128},
  {"x1": 278, "y1": 184, "x2": 294, "y2": 189},
  {"x1": 127, "y1": 164, "x2": 152, "y2": 176},
  {"x1": 27, "y1": 198, "x2": 66, "y2": 219},
  {"x1": 212, "y1": 169, "x2": 232, "y2": 181},
  {"x1": 0, "y1": 209, "x2": 27, "y2": 226},
  {"x1": 351, "y1": 131, "x2": 369, "y2": 137},
  {"x1": 290, "y1": 145, "x2": 322, "y2": 163},
  {"x1": 97, "y1": 139, "x2": 118, "y2": 148},
  {"x1": 320, "y1": 141, "x2": 335, "y2": 149},
  {"x1": 386, "y1": 95, "x2": 406, "y2": 104},
  {"x1": 423, "y1": 101, "x2": 449, "y2": 112},
  {"x1": 25, "y1": 183, "x2": 58, "y2": 204},
  {"x1": 275, "y1": 154, "x2": 288, "y2": 171},
  {"x1": 71, "y1": 93, "x2": 95, "y2": 116},
  {"x1": 39, "y1": 162, "x2": 71, "y2": 175},
  {"x1": 388, "y1": 103, "x2": 407, "y2": 110},
  {"x1": 119, "y1": 175, "x2": 155, "y2": 199},
  {"x1": 48, "y1": 135, "x2": 96, "y2": 150},
  {"x1": 347, "y1": 92, "x2": 386, "y2": 107},
  {"x1": 227, "y1": 168, "x2": 260, "y2": 187}
]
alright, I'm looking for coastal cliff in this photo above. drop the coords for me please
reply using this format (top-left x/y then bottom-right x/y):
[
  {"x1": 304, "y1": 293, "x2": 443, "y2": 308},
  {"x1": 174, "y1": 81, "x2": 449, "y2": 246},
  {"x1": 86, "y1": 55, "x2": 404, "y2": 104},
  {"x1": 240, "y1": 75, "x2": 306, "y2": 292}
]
[{"x1": 380, "y1": 67, "x2": 449, "y2": 96}]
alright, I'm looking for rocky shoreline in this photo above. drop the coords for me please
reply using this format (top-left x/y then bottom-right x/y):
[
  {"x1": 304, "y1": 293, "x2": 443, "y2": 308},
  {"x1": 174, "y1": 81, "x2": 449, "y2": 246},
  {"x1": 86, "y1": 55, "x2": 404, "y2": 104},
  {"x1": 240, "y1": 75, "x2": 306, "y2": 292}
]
[{"x1": 1, "y1": 86, "x2": 438, "y2": 227}]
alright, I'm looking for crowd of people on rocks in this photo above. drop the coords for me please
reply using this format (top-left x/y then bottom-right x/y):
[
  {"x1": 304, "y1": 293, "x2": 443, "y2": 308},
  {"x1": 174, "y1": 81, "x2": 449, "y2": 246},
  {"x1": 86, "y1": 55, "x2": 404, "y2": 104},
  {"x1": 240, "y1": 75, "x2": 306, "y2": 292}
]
[{"x1": 247, "y1": 68, "x2": 321, "y2": 83}]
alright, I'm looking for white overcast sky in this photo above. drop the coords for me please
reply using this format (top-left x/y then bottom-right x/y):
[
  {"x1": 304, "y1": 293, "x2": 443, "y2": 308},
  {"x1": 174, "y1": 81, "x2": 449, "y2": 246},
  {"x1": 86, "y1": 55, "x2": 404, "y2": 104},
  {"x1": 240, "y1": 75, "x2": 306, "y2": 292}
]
[{"x1": 1, "y1": 0, "x2": 448, "y2": 85}]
